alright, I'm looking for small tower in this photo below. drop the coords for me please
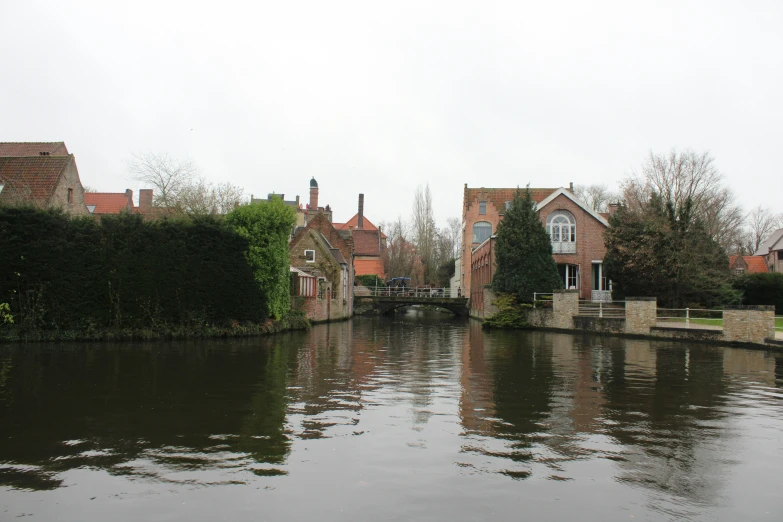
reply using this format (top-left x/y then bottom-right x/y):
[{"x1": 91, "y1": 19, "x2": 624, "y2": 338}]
[{"x1": 309, "y1": 177, "x2": 319, "y2": 210}]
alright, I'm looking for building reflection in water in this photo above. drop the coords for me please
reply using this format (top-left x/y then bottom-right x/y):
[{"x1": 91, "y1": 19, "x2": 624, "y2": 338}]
[{"x1": 457, "y1": 324, "x2": 783, "y2": 513}]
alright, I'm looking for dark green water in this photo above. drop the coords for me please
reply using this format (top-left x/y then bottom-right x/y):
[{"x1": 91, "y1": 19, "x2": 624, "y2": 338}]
[{"x1": 1, "y1": 310, "x2": 782, "y2": 521}]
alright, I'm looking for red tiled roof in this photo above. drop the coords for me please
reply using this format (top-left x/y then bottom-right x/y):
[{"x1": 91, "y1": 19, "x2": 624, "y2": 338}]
[
  {"x1": 334, "y1": 214, "x2": 388, "y2": 239},
  {"x1": 353, "y1": 229, "x2": 384, "y2": 256},
  {"x1": 84, "y1": 193, "x2": 134, "y2": 214},
  {"x1": 0, "y1": 142, "x2": 69, "y2": 156},
  {"x1": 729, "y1": 255, "x2": 768, "y2": 274},
  {"x1": 464, "y1": 187, "x2": 559, "y2": 213},
  {"x1": 0, "y1": 155, "x2": 72, "y2": 203}
]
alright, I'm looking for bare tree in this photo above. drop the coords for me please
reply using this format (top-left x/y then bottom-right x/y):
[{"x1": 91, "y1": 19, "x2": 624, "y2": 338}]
[
  {"x1": 380, "y1": 216, "x2": 424, "y2": 285},
  {"x1": 740, "y1": 206, "x2": 783, "y2": 254},
  {"x1": 621, "y1": 149, "x2": 745, "y2": 251},
  {"x1": 445, "y1": 217, "x2": 462, "y2": 259},
  {"x1": 128, "y1": 152, "x2": 244, "y2": 216},
  {"x1": 412, "y1": 184, "x2": 437, "y2": 282},
  {"x1": 128, "y1": 152, "x2": 198, "y2": 209},
  {"x1": 573, "y1": 184, "x2": 618, "y2": 212}
]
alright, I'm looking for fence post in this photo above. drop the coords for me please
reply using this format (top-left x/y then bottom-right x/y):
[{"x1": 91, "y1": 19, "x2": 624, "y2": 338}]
[
  {"x1": 686, "y1": 308, "x2": 690, "y2": 329},
  {"x1": 599, "y1": 301, "x2": 603, "y2": 318}
]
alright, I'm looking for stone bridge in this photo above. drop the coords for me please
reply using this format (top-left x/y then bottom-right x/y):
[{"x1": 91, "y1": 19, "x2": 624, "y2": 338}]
[{"x1": 354, "y1": 295, "x2": 470, "y2": 316}]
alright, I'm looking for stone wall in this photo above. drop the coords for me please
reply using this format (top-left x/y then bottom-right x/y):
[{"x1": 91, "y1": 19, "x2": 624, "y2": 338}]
[
  {"x1": 552, "y1": 290, "x2": 578, "y2": 329},
  {"x1": 625, "y1": 298, "x2": 657, "y2": 335},
  {"x1": 573, "y1": 316, "x2": 625, "y2": 333},
  {"x1": 723, "y1": 306, "x2": 776, "y2": 344}
]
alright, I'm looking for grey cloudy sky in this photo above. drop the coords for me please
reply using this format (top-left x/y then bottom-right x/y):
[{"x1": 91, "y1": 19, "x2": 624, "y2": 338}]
[{"x1": 2, "y1": 0, "x2": 781, "y2": 227}]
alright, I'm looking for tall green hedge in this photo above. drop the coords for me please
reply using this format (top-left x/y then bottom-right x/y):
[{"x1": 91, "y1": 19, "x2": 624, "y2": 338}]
[
  {"x1": 0, "y1": 207, "x2": 268, "y2": 331},
  {"x1": 732, "y1": 273, "x2": 783, "y2": 314}
]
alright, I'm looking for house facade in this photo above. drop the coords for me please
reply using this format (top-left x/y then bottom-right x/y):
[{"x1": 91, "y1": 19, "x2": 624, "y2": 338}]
[
  {"x1": 0, "y1": 154, "x2": 88, "y2": 215},
  {"x1": 755, "y1": 228, "x2": 783, "y2": 273},
  {"x1": 289, "y1": 212, "x2": 355, "y2": 321},
  {"x1": 462, "y1": 184, "x2": 611, "y2": 302}
]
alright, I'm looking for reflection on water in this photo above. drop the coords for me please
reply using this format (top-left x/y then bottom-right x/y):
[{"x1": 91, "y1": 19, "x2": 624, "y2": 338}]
[{"x1": 1, "y1": 309, "x2": 782, "y2": 521}]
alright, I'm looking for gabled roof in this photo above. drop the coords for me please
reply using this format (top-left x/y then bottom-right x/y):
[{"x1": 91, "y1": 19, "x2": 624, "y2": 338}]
[
  {"x1": 334, "y1": 214, "x2": 387, "y2": 238},
  {"x1": 0, "y1": 142, "x2": 69, "y2": 157},
  {"x1": 290, "y1": 228, "x2": 345, "y2": 268},
  {"x1": 0, "y1": 155, "x2": 73, "y2": 203},
  {"x1": 291, "y1": 212, "x2": 353, "y2": 261},
  {"x1": 536, "y1": 188, "x2": 609, "y2": 227},
  {"x1": 464, "y1": 186, "x2": 558, "y2": 213},
  {"x1": 84, "y1": 192, "x2": 134, "y2": 214},
  {"x1": 353, "y1": 229, "x2": 385, "y2": 256},
  {"x1": 755, "y1": 228, "x2": 783, "y2": 256},
  {"x1": 729, "y1": 255, "x2": 768, "y2": 273}
]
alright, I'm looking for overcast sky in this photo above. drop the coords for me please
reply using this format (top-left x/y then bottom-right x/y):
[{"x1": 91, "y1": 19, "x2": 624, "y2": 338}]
[{"x1": 1, "y1": 1, "x2": 781, "y2": 227}]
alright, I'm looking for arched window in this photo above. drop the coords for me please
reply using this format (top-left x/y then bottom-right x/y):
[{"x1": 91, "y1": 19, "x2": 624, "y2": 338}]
[
  {"x1": 547, "y1": 211, "x2": 575, "y2": 253},
  {"x1": 472, "y1": 221, "x2": 492, "y2": 244}
]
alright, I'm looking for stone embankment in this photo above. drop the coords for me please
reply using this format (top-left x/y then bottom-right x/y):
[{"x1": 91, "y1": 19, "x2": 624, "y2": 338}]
[{"x1": 476, "y1": 288, "x2": 779, "y2": 349}]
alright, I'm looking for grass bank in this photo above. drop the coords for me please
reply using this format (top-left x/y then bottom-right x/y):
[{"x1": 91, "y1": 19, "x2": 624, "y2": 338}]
[{"x1": 0, "y1": 311, "x2": 310, "y2": 344}]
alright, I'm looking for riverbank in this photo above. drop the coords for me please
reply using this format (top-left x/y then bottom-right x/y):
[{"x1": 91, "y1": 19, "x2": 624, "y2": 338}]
[{"x1": 0, "y1": 311, "x2": 310, "y2": 343}]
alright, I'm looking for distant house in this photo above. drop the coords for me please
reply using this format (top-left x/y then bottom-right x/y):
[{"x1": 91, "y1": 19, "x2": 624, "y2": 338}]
[
  {"x1": 462, "y1": 184, "x2": 614, "y2": 303},
  {"x1": 84, "y1": 189, "x2": 135, "y2": 217},
  {"x1": 333, "y1": 194, "x2": 387, "y2": 279},
  {"x1": 288, "y1": 213, "x2": 354, "y2": 316},
  {"x1": 729, "y1": 255, "x2": 768, "y2": 275},
  {"x1": 755, "y1": 228, "x2": 783, "y2": 273},
  {"x1": 0, "y1": 154, "x2": 88, "y2": 215}
]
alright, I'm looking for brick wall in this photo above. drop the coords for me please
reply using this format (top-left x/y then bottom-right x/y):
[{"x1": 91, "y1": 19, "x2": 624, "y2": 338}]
[
  {"x1": 53, "y1": 160, "x2": 88, "y2": 216},
  {"x1": 290, "y1": 230, "x2": 351, "y2": 321},
  {"x1": 355, "y1": 257, "x2": 385, "y2": 279},
  {"x1": 723, "y1": 306, "x2": 775, "y2": 344}
]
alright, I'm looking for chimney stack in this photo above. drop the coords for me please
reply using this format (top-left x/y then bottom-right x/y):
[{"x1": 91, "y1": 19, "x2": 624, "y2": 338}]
[
  {"x1": 125, "y1": 189, "x2": 134, "y2": 210},
  {"x1": 358, "y1": 193, "x2": 364, "y2": 229},
  {"x1": 139, "y1": 189, "x2": 153, "y2": 209},
  {"x1": 607, "y1": 202, "x2": 620, "y2": 216},
  {"x1": 569, "y1": 182, "x2": 574, "y2": 192}
]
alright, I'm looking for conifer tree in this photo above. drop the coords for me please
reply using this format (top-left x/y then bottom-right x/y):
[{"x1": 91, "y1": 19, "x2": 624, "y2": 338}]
[{"x1": 492, "y1": 188, "x2": 562, "y2": 301}]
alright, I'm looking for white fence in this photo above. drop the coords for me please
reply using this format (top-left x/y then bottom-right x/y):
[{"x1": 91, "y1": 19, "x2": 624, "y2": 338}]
[
  {"x1": 657, "y1": 308, "x2": 724, "y2": 329},
  {"x1": 578, "y1": 300, "x2": 626, "y2": 318},
  {"x1": 362, "y1": 287, "x2": 460, "y2": 298}
]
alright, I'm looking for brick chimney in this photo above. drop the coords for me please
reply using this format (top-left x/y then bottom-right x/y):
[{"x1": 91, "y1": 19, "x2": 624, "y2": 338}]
[
  {"x1": 358, "y1": 193, "x2": 364, "y2": 230},
  {"x1": 139, "y1": 189, "x2": 153, "y2": 209},
  {"x1": 607, "y1": 202, "x2": 620, "y2": 216},
  {"x1": 125, "y1": 189, "x2": 134, "y2": 210},
  {"x1": 309, "y1": 177, "x2": 319, "y2": 210}
]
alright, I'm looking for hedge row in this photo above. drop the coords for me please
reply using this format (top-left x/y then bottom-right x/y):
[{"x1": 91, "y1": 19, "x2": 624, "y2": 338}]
[{"x1": 0, "y1": 208, "x2": 268, "y2": 331}]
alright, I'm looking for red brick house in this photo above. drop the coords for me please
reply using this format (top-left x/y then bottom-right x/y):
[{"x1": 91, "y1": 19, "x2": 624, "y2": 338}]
[
  {"x1": 84, "y1": 189, "x2": 135, "y2": 217},
  {"x1": 290, "y1": 212, "x2": 355, "y2": 321},
  {"x1": 0, "y1": 154, "x2": 88, "y2": 215},
  {"x1": 462, "y1": 184, "x2": 611, "y2": 302}
]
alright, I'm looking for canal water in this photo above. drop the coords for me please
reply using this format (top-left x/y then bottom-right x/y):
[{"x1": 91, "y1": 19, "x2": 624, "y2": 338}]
[{"x1": 1, "y1": 310, "x2": 782, "y2": 521}]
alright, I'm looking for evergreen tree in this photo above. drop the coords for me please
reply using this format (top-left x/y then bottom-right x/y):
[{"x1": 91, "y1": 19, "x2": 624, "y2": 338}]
[
  {"x1": 604, "y1": 193, "x2": 740, "y2": 308},
  {"x1": 492, "y1": 188, "x2": 562, "y2": 301}
]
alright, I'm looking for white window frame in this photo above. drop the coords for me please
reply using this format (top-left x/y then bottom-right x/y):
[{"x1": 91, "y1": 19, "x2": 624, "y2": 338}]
[
  {"x1": 304, "y1": 249, "x2": 316, "y2": 263},
  {"x1": 547, "y1": 211, "x2": 576, "y2": 253}
]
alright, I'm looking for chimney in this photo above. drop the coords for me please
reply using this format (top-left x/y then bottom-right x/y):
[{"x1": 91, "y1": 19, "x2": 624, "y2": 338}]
[
  {"x1": 125, "y1": 189, "x2": 134, "y2": 209},
  {"x1": 607, "y1": 202, "x2": 620, "y2": 216},
  {"x1": 139, "y1": 189, "x2": 153, "y2": 209},
  {"x1": 569, "y1": 182, "x2": 574, "y2": 192},
  {"x1": 309, "y1": 177, "x2": 319, "y2": 210},
  {"x1": 358, "y1": 193, "x2": 364, "y2": 230}
]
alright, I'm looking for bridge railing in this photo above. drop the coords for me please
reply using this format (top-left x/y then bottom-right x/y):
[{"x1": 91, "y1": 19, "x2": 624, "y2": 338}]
[{"x1": 361, "y1": 287, "x2": 462, "y2": 298}]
